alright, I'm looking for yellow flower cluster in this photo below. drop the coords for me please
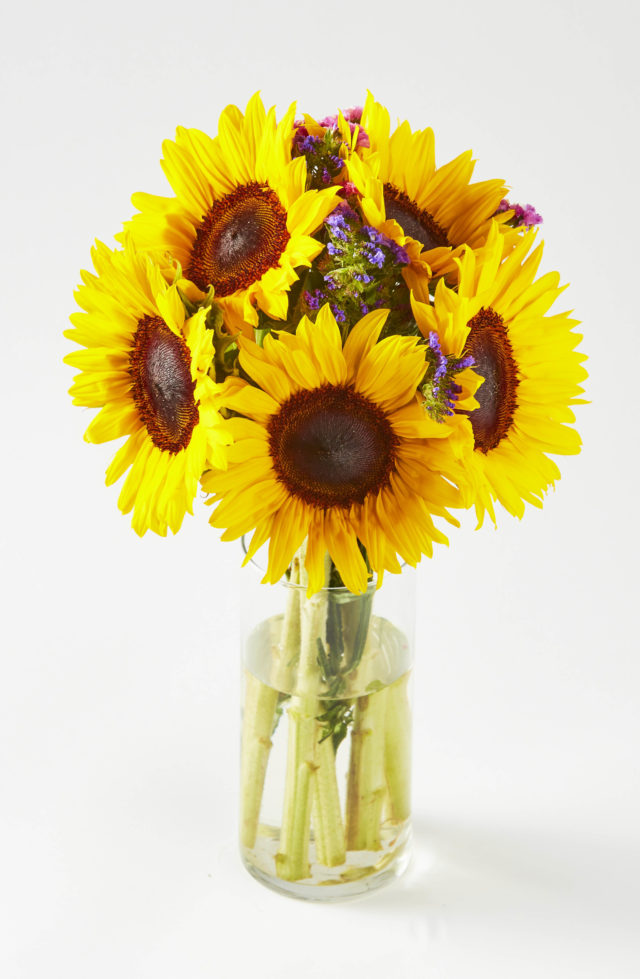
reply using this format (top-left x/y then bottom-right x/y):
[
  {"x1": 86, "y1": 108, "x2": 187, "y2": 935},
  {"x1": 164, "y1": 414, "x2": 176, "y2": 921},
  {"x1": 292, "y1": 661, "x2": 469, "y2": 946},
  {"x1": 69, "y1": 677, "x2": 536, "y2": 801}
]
[{"x1": 65, "y1": 92, "x2": 586, "y2": 592}]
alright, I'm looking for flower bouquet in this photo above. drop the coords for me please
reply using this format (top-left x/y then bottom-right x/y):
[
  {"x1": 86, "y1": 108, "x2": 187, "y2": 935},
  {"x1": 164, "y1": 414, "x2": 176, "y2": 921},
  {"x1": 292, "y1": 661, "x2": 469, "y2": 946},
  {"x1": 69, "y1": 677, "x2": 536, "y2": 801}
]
[{"x1": 65, "y1": 93, "x2": 586, "y2": 899}]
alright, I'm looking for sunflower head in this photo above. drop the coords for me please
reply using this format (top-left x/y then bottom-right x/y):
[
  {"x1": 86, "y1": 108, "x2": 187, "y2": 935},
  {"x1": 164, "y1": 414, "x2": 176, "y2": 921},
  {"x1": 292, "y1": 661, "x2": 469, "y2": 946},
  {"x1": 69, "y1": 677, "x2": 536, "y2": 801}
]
[
  {"x1": 412, "y1": 224, "x2": 587, "y2": 525},
  {"x1": 122, "y1": 93, "x2": 340, "y2": 337},
  {"x1": 344, "y1": 92, "x2": 516, "y2": 299},
  {"x1": 65, "y1": 240, "x2": 231, "y2": 536},
  {"x1": 202, "y1": 305, "x2": 468, "y2": 595}
]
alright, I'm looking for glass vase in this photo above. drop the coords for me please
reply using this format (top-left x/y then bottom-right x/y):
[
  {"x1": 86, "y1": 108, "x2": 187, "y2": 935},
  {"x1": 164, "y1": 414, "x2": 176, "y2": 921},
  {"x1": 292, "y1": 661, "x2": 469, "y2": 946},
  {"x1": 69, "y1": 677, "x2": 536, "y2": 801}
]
[{"x1": 239, "y1": 553, "x2": 415, "y2": 901}]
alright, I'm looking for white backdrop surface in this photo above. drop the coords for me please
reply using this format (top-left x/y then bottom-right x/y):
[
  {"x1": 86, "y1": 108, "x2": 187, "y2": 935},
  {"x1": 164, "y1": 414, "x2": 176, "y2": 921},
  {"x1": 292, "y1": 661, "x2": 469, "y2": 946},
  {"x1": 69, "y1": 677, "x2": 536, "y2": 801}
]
[{"x1": 1, "y1": 1, "x2": 639, "y2": 977}]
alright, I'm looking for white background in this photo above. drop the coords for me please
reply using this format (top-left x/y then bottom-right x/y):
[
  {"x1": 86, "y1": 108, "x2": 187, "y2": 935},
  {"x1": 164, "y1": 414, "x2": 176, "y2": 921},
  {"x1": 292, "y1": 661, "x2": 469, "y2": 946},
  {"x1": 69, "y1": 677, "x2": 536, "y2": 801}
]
[{"x1": 1, "y1": 1, "x2": 639, "y2": 976}]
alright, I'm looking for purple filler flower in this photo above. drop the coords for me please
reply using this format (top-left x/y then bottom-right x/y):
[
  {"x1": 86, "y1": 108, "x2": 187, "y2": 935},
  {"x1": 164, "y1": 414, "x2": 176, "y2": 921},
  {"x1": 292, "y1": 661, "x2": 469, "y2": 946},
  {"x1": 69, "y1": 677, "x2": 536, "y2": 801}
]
[
  {"x1": 364, "y1": 226, "x2": 384, "y2": 244},
  {"x1": 390, "y1": 241, "x2": 410, "y2": 265},
  {"x1": 364, "y1": 245, "x2": 386, "y2": 268},
  {"x1": 428, "y1": 332, "x2": 448, "y2": 392},
  {"x1": 342, "y1": 106, "x2": 363, "y2": 123},
  {"x1": 318, "y1": 108, "x2": 370, "y2": 148},
  {"x1": 325, "y1": 203, "x2": 357, "y2": 240},
  {"x1": 498, "y1": 198, "x2": 543, "y2": 227},
  {"x1": 304, "y1": 290, "x2": 322, "y2": 311}
]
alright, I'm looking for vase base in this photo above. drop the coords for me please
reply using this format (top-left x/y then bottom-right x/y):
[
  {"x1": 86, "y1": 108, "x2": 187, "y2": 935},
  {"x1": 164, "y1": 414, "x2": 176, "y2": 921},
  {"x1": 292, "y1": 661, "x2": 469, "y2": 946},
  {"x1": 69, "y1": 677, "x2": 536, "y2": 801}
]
[{"x1": 240, "y1": 821, "x2": 412, "y2": 902}]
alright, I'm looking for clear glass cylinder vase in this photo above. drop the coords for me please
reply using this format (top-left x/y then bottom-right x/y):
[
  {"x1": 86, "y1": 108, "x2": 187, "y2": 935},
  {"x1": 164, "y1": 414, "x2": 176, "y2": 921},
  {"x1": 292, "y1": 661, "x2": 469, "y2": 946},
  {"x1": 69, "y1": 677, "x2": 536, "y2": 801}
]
[{"x1": 239, "y1": 554, "x2": 415, "y2": 901}]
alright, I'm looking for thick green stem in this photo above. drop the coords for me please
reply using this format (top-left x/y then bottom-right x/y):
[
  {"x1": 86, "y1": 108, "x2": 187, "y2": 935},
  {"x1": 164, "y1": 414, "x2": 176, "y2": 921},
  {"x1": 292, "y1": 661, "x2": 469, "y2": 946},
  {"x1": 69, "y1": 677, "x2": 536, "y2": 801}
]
[
  {"x1": 270, "y1": 555, "x2": 301, "y2": 692},
  {"x1": 274, "y1": 706, "x2": 316, "y2": 880},
  {"x1": 239, "y1": 669, "x2": 279, "y2": 850},
  {"x1": 275, "y1": 551, "x2": 331, "y2": 881},
  {"x1": 240, "y1": 557, "x2": 303, "y2": 851},
  {"x1": 345, "y1": 687, "x2": 388, "y2": 851},
  {"x1": 312, "y1": 731, "x2": 346, "y2": 867},
  {"x1": 383, "y1": 672, "x2": 412, "y2": 824}
]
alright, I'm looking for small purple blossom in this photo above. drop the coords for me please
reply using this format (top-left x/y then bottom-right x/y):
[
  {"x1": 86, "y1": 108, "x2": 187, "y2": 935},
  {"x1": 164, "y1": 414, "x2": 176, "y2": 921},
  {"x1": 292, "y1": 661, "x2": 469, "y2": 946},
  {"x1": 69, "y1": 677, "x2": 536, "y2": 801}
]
[
  {"x1": 519, "y1": 203, "x2": 543, "y2": 226},
  {"x1": 330, "y1": 304, "x2": 346, "y2": 323},
  {"x1": 422, "y1": 333, "x2": 474, "y2": 416},
  {"x1": 329, "y1": 201, "x2": 356, "y2": 220},
  {"x1": 326, "y1": 202, "x2": 356, "y2": 229},
  {"x1": 318, "y1": 107, "x2": 370, "y2": 148},
  {"x1": 343, "y1": 107, "x2": 363, "y2": 123},
  {"x1": 304, "y1": 290, "x2": 322, "y2": 311},
  {"x1": 428, "y1": 333, "x2": 448, "y2": 392},
  {"x1": 320, "y1": 106, "x2": 362, "y2": 127},
  {"x1": 360, "y1": 225, "x2": 409, "y2": 265},
  {"x1": 292, "y1": 127, "x2": 317, "y2": 154},
  {"x1": 364, "y1": 245, "x2": 386, "y2": 268},
  {"x1": 326, "y1": 242, "x2": 343, "y2": 256},
  {"x1": 498, "y1": 198, "x2": 543, "y2": 227},
  {"x1": 325, "y1": 203, "x2": 357, "y2": 242},
  {"x1": 390, "y1": 241, "x2": 410, "y2": 265},
  {"x1": 364, "y1": 226, "x2": 384, "y2": 244},
  {"x1": 326, "y1": 224, "x2": 348, "y2": 243},
  {"x1": 442, "y1": 379, "x2": 465, "y2": 414},
  {"x1": 300, "y1": 135, "x2": 321, "y2": 153}
]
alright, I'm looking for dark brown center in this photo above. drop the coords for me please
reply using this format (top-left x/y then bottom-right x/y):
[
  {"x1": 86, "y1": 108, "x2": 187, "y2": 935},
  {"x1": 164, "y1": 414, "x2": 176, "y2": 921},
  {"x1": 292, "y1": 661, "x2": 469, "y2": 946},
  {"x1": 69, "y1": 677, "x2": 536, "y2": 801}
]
[
  {"x1": 187, "y1": 182, "x2": 290, "y2": 295},
  {"x1": 267, "y1": 384, "x2": 399, "y2": 508},
  {"x1": 463, "y1": 307, "x2": 518, "y2": 453},
  {"x1": 383, "y1": 184, "x2": 449, "y2": 251},
  {"x1": 129, "y1": 315, "x2": 198, "y2": 453}
]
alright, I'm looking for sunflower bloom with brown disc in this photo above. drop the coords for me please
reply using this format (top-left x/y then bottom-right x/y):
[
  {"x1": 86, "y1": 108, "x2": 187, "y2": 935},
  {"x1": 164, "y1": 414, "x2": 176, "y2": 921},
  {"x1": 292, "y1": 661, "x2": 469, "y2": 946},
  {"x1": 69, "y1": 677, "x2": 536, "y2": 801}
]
[
  {"x1": 412, "y1": 223, "x2": 587, "y2": 525},
  {"x1": 346, "y1": 92, "x2": 514, "y2": 297},
  {"x1": 64, "y1": 241, "x2": 231, "y2": 536},
  {"x1": 123, "y1": 93, "x2": 340, "y2": 336},
  {"x1": 202, "y1": 305, "x2": 466, "y2": 595}
]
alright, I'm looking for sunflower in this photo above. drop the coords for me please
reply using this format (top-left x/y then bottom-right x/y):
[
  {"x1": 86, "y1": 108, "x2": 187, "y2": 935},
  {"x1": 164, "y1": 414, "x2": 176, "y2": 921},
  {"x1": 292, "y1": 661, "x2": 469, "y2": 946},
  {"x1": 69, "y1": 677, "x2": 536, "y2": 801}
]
[
  {"x1": 64, "y1": 240, "x2": 231, "y2": 536},
  {"x1": 122, "y1": 93, "x2": 339, "y2": 336},
  {"x1": 412, "y1": 224, "x2": 587, "y2": 525},
  {"x1": 202, "y1": 305, "x2": 467, "y2": 595},
  {"x1": 346, "y1": 93, "x2": 513, "y2": 297}
]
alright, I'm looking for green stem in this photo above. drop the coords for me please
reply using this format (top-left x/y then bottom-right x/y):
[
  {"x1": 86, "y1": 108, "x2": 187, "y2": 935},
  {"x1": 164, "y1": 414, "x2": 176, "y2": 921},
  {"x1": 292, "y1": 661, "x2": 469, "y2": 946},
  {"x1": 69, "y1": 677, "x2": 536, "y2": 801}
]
[
  {"x1": 312, "y1": 731, "x2": 346, "y2": 867},
  {"x1": 345, "y1": 687, "x2": 388, "y2": 851},
  {"x1": 239, "y1": 669, "x2": 279, "y2": 850},
  {"x1": 239, "y1": 557, "x2": 303, "y2": 851},
  {"x1": 383, "y1": 672, "x2": 412, "y2": 824},
  {"x1": 275, "y1": 551, "x2": 331, "y2": 881},
  {"x1": 270, "y1": 554, "x2": 301, "y2": 692}
]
